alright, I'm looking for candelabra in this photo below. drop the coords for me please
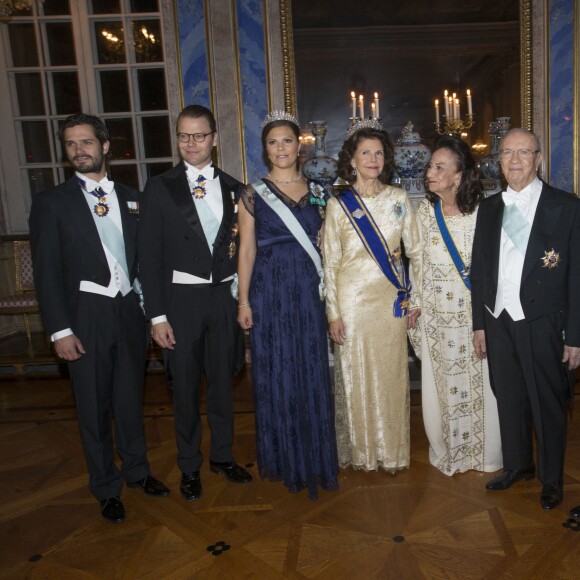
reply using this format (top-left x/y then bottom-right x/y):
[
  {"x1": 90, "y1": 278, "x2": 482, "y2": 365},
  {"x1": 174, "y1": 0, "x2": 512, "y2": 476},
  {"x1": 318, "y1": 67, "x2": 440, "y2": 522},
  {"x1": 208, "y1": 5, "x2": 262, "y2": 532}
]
[
  {"x1": 433, "y1": 89, "x2": 474, "y2": 135},
  {"x1": 435, "y1": 114, "x2": 475, "y2": 136}
]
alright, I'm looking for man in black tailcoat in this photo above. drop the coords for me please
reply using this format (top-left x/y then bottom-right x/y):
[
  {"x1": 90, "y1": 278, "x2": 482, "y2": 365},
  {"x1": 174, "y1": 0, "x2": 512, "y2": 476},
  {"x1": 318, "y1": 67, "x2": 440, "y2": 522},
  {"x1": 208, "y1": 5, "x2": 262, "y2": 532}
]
[
  {"x1": 137, "y1": 105, "x2": 251, "y2": 501},
  {"x1": 471, "y1": 128, "x2": 580, "y2": 511},
  {"x1": 29, "y1": 113, "x2": 169, "y2": 524}
]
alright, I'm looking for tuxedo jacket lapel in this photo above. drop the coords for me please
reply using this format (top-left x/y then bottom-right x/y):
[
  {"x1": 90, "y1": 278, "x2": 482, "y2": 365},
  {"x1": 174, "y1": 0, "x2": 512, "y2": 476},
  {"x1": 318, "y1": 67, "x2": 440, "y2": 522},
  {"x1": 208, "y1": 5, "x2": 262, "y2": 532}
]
[
  {"x1": 213, "y1": 170, "x2": 235, "y2": 250},
  {"x1": 486, "y1": 193, "x2": 504, "y2": 293},
  {"x1": 167, "y1": 162, "x2": 208, "y2": 247},
  {"x1": 63, "y1": 178, "x2": 109, "y2": 270},
  {"x1": 115, "y1": 184, "x2": 136, "y2": 275},
  {"x1": 522, "y1": 185, "x2": 564, "y2": 281}
]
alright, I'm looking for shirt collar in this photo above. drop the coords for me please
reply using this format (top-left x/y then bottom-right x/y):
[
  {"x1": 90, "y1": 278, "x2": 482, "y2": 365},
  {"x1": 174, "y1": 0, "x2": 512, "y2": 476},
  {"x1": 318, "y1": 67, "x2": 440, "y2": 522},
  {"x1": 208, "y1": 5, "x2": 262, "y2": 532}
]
[
  {"x1": 502, "y1": 177, "x2": 541, "y2": 206},
  {"x1": 184, "y1": 161, "x2": 216, "y2": 182},
  {"x1": 76, "y1": 172, "x2": 115, "y2": 194}
]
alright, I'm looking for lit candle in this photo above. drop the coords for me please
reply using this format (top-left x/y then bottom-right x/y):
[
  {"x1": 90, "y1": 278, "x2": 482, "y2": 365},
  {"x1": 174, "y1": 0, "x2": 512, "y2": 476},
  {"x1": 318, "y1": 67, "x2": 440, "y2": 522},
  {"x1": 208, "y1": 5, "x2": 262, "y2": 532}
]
[
  {"x1": 444, "y1": 90, "x2": 449, "y2": 117},
  {"x1": 434, "y1": 99, "x2": 440, "y2": 124},
  {"x1": 454, "y1": 98, "x2": 460, "y2": 119},
  {"x1": 448, "y1": 96, "x2": 453, "y2": 119},
  {"x1": 351, "y1": 91, "x2": 356, "y2": 118},
  {"x1": 374, "y1": 92, "x2": 380, "y2": 118},
  {"x1": 371, "y1": 102, "x2": 376, "y2": 119},
  {"x1": 358, "y1": 94, "x2": 364, "y2": 119},
  {"x1": 466, "y1": 89, "x2": 472, "y2": 115}
]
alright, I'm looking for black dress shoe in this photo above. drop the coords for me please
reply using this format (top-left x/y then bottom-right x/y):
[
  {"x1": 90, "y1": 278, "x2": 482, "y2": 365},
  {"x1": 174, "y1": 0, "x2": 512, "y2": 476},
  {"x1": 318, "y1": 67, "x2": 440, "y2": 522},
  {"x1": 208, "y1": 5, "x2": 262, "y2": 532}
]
[
  {"x1": 127, "y1": 475, "x2": 170, "y2": 497},
  {"x1": 540, "y1": 483, "x2": 563, "y2": 511},
  {"x1": 485, "y1": 465, "x2": 535, "y2": 490},
  {"x1": 569, "y1": 505, "x2": 580, "y2": 518},
  {"x1": 209, "y1": 461, "x2": 252, "y2": 484},
  {"x1": 180, "y1": 471, "x2": 202, "y2": 501},
  {"x1": 100, "y1": 497, "x2": 125, "y2": 524}
]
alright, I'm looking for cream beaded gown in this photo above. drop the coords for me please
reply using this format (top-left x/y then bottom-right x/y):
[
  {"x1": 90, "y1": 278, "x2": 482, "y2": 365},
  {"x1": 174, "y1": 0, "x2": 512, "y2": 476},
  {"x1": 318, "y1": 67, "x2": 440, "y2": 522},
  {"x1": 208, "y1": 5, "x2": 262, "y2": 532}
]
[
  {"x1": 322, "y1": 186, "x2": 421, "y2": 472},
  {"x1": 408, "y1": 199, "x2": 502, "y2": 475}
]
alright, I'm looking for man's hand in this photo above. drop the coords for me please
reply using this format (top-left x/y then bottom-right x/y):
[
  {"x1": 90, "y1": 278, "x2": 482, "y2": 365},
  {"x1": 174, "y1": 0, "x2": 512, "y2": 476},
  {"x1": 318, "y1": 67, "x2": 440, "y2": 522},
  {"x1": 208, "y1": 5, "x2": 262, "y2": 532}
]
[
  {"x1": 472, "y1": 329, "x2": 487, "y2": 360},
  {"x1": 408, "y1": 308, "x2": 421, "y2": 329},
  {"x1": 563, "y1": 345, "x2": 580, "y2": 370},
  {"x1": 151, "y1": 321, "x2": 176, "y2": 350},
  {"x1": 329, "y1": 319, "x2": 346, "y2": 345},
  {"x1": 55, "y1": 335, "x2": 86, "y2": 361}
]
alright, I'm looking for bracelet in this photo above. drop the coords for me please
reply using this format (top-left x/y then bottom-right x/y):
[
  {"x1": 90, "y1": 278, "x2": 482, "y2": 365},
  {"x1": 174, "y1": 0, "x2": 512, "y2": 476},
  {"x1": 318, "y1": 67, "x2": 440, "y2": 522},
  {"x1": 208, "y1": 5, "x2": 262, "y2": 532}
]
[{"x1": 237, "y1": 302, "x2": 250, "y2": 309}]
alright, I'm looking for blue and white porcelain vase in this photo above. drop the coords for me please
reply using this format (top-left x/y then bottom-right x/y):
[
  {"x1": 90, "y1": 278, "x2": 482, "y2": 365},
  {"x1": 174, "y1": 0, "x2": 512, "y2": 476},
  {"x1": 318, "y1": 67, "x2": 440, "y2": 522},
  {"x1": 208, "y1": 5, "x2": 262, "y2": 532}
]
[
  {"x1": 393, "y1": 121, "x2": 431, "y2": 196},
  {"x1": 480, "y1": 116, "x2": 510, "y2": 195},
  {"x1": 302, "y1": 121, "x2": 338, "y2": 197}
]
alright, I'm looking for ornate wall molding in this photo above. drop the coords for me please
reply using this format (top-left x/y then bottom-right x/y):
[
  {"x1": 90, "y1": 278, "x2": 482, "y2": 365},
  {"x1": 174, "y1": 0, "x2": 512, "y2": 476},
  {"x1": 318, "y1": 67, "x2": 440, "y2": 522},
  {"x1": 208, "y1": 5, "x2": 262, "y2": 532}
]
[
  {"x1": 279, "y1": 0, "x2": 297, "y2": 115},
  {"x1": 520, "y1": 0, "x2": 532, "y2": 130}
]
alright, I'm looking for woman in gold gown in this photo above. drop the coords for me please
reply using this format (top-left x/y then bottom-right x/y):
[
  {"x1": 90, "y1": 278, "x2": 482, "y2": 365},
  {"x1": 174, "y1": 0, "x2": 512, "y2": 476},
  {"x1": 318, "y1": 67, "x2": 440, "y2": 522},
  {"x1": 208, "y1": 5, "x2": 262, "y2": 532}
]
[{"x1": 322, "y1": 121, "x2": 421, "y2": 472}]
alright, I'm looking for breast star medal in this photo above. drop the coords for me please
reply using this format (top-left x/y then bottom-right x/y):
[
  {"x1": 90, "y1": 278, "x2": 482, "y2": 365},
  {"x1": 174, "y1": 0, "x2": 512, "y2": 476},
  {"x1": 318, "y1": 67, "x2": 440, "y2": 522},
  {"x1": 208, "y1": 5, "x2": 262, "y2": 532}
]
[
  {"x1": 92, "y1": 188, "x2": 109, "y2": 217},
  {"x1": 191, "y1": 175, "x2": 207, "y2": 199},
  {"x1": 541, "y1": 248, "x2": 560, "y2": 269}
]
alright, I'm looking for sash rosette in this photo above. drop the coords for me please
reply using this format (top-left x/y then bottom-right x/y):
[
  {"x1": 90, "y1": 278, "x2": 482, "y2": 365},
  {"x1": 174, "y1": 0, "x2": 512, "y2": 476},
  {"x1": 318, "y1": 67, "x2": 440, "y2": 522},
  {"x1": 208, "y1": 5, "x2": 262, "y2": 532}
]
[
  {"x1": 434, "y1": 198, "x2": 471, "y2": 291},
  {"x1": 337, "y1": 189, "x2": 411, "y2": 317}
]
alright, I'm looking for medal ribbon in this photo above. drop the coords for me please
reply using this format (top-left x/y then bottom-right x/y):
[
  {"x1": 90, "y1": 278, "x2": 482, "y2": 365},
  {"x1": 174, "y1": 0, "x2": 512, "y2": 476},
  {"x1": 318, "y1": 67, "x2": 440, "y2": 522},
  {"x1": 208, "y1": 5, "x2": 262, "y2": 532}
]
[
  {"x1": 337, "y1": 189, "x2": 411, "y2": 317},
  {"x1": 434, "y1": 198, "x2": 471, "y2": 291}
]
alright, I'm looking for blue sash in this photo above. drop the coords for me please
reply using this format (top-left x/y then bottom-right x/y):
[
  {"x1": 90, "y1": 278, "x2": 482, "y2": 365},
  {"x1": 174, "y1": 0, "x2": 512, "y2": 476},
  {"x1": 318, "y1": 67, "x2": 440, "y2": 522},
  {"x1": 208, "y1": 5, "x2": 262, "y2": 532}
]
[
  {"x1": 434, "y1": 199, "x2": 471, "y2": 291},
  {"x1": 336, "y1": 189, "x2": 411, "y2": 317}
]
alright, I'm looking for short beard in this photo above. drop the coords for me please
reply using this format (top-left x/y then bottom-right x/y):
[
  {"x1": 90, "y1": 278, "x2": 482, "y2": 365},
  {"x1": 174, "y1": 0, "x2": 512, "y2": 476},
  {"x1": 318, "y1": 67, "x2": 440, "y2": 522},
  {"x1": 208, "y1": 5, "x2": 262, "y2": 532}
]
[{"x1": 71, "y1": 154, "x2": 104, "y2": 175}]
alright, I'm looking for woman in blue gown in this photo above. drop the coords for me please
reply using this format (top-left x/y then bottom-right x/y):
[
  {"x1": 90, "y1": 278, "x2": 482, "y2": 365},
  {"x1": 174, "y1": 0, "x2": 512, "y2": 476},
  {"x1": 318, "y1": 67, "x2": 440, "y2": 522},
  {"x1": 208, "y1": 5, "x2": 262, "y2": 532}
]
[{"x1": 237, "y1": 111, "x2": 339, "y2": 499}]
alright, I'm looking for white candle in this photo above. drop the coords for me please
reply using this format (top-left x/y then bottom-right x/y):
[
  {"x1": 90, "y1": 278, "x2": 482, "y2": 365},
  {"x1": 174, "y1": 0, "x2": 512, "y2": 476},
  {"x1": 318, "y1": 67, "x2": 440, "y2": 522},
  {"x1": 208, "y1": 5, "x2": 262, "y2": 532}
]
[
  {"x1": 434, "y1": 99, "x2": 440, "y2": 124},
  {"x1": 351, "y1": 91, "x2": 356, "y2": 118},
  {"x1": 374, "y1": 92, "x2": 380, "y2": 118},
  {"x1": 448, "y1": 96, "x2": 453, "y2": 119},
  {"x1": 358, "y1": 94, "x2": 364, "y2": 119},
  {"x1": 371, "y1": 102, "x2": 376, "y2": 119},
  {"x1": 444, "y1": 90, "x2": 449, "y2": 117},
  {"x1": 466, "y1": 89, "x2": 472, "y2": 115},
  {"x1": 454, "y1": 98, "x2": 460, "y2": 119}
]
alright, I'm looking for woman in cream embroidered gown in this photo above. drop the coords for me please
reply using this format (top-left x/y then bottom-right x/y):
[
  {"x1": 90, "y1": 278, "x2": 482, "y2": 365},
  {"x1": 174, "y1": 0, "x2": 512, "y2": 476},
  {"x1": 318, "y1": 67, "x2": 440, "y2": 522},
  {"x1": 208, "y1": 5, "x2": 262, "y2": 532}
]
[
  {"x1": 322, "y1": 124, "x2": 421, "y2": 472},
  {"x1": 409, "y1": 136, "x2": 502, "y2": 476}
]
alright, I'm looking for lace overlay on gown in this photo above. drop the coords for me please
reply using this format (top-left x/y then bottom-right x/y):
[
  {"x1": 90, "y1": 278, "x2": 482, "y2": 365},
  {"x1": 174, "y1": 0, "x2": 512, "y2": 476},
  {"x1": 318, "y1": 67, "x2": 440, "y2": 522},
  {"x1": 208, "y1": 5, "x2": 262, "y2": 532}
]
[
  {"x1": 240, "y1": 179, "x2": 339, "y2": 498},
  {"x1": 408, "y1": 200, "x2": 502, "y2": 475},
  {"x1": 322, "y1": 186, "x2": 421, "y2": 472}
]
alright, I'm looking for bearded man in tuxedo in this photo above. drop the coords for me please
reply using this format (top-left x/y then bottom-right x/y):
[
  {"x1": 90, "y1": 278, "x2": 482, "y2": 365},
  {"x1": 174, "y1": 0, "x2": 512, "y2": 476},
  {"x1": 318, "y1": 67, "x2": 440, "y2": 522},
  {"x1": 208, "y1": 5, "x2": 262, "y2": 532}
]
[{"x1": 29, "y1": 113, "x2": 169, "y2": 524}]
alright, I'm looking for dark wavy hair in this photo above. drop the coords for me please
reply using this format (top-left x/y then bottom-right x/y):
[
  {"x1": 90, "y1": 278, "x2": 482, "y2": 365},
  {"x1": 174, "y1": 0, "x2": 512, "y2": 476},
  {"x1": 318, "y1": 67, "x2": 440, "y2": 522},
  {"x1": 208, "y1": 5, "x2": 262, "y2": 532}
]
[
  {"x1": 261, "y1": 120, "x2": 301, "y2": 171},
  {"x1": 426, "y1": 135, "x2": 483, "y2": 215},
  {"x1": 337, "y1": 128, "x2": 394, "y2": 185},
  {"x1": 58, "y1": 113, "x2": 109, "y2": 146}
]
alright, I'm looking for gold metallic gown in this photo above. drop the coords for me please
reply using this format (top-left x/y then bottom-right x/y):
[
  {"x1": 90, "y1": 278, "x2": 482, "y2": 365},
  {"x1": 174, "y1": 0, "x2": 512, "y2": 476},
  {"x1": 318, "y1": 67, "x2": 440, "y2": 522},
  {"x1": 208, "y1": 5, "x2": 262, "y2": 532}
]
[{"x1": 322, "y1": 186, "x2": 421, "y2": 472}]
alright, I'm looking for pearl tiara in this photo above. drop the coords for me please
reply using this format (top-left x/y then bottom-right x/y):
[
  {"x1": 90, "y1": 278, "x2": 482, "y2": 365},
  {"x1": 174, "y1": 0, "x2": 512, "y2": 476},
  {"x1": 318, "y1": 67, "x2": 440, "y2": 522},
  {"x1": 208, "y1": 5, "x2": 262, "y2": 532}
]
[
  {"x1": 345, "y1": 118, "x2": 384, "y2": 140},
  {"x1": 261, "y1": 110, "x2": 300, "y2": 129}
]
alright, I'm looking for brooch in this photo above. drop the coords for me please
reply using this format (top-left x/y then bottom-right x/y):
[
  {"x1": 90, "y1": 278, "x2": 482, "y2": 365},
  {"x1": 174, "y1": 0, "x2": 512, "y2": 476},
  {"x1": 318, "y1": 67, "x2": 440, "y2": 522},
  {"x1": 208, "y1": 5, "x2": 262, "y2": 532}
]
[
  {"x1": 392, "y1": 200, "x2": 406, "y2": 220},
  {"x1": 127, "y1": 201, "x2": 139, "y2": 215},
  {"x1": 352, "y1": 208, "x2": 365, "y2": 219},
  {"x1": 541, "y1": 248, "x2": 560, "y2": 269}
]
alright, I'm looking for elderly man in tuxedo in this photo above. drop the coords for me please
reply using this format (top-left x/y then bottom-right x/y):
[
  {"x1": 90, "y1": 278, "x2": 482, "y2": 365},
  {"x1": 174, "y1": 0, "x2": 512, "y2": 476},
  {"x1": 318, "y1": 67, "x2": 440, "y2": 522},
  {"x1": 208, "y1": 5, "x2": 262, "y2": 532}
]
[
  {"x1": 137, "y1": 105, "x2": 251, "y2": 502},
  {"x1": 471, "y1": 128, "x2": 580, "y2": 511},
  {"x1": 29, "y1": 113, "x2": 169, "y2": 524}
]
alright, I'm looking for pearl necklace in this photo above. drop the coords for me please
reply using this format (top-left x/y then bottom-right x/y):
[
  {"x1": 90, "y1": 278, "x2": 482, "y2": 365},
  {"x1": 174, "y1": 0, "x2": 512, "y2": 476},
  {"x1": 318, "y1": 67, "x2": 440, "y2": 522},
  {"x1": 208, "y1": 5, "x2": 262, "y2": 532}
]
[{"x1": 267, "y1": 173, "x2": 303, "y2": 184}]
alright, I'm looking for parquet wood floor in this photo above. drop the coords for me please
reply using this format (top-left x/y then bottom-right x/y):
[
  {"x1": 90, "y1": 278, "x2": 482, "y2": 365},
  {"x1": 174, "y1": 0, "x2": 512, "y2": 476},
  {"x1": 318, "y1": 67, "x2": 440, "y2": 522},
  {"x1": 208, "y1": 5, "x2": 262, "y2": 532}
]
[{"x1": 1, "y1": 360, "x2": 580, "y2": 578}]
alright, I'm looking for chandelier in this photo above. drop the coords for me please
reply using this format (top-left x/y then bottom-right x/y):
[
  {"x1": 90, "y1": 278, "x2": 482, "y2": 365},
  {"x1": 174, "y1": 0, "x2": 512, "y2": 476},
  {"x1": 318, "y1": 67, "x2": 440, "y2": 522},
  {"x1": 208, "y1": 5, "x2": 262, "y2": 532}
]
[
  {"x1": 0, "y1": 1, "x2": 45, "y2": 18},
  {"x1": 433, "y1": 88, "x2": 474, "y2": 136}
]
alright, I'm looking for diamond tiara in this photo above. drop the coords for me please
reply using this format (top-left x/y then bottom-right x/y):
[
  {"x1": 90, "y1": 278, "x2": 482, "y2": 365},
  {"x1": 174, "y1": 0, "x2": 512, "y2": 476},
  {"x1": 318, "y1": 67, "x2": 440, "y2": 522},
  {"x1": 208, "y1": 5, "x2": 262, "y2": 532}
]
[
  {"x1": 261, "y1": 110, "x2": 300, "y2": 129},
  {"x1": 345, "y1": 119, "x2": 384, "y2": 140}
]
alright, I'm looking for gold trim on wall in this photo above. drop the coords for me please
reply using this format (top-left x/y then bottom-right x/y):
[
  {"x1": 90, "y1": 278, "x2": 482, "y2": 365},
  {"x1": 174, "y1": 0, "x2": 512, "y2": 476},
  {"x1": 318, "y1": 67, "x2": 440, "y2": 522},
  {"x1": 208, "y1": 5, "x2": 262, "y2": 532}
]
[
  {"x1": 279, "y1": 0, "x2": 297, "y2": 115},
  {"x1": 520, "y1": 0, "x2": 532, "y2": 131}
]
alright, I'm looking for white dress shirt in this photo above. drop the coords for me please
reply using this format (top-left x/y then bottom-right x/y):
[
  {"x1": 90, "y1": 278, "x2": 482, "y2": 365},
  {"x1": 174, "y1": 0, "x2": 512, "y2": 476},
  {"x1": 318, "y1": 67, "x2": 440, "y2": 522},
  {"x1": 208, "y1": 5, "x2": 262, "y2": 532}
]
[
  {"x1": 151, "y1": 162, "x2": 232, "y2": 327},
  {"x1": 51, "y1": 173, "x2": 132, "y2": 342},
  {"x1": 492, "y1": 177, "x2": 542, "y2": 321}
]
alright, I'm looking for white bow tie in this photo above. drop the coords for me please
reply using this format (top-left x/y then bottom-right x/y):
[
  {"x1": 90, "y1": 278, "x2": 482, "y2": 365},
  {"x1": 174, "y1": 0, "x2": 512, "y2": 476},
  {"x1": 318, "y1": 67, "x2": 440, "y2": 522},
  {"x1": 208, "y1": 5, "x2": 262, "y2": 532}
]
[
  {"x1": 84, "y1": 177, "x2": 115, "y2": 195},
  {"x1": 188, "y1": 166, "x2": 215, "y2": 182},
  {"x1": 502, "y1": 189, "x2": 529, "y2": 206}
]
